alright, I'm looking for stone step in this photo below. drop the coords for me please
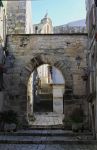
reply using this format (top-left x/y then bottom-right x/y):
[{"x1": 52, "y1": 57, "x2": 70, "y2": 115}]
[
  {"x1": 0, "y1": 135, "x2": 95, "y2": 145},
  {"x1": 0, "y1": 130, "x2": 93, "y2": 137},
  {"x1": 0, "y1": 144, "x2": 97, "y2": 150},
  {"x1": 39, "y1": 94, "x2": 53, "y2": 99},
  {"x1": 38, "y1": 99, "x2": 53, "y2": 101},
  {"x1": 24, "y1": 124, "x2": 64, "y2": 130},
  {"x1": 0, "y1": 128, "x2": 95, "y2": 145}
]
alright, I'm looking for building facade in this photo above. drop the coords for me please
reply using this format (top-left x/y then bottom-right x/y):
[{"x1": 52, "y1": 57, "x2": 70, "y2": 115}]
[
  {"x1": 6, "y1": 0, "x2": 33, "y2": 34},
  {"x1": 0, "y1": 0, "x2": 33, "y2": 114},
  {"x1": 0, "y1": 0, "x2": 33, "y2": 42},
  {"x1": 3, "y1": 34, "x2": 88, "y2": 125},
  {"x1": 0, "y1": 0, "x2": 92, "y2": 132},
  {"x1": 0, "y1": 1, "x2": 7, "y2": 112},
  {"x1": 33, "y1": 14, "x2": 53, "y2": 34},
  {"x1": 0, "y1": 0, "x2": 7, "y2": 45},
  {"x1": 85, "y1": 0, "x2": 97, "y2": 138}
]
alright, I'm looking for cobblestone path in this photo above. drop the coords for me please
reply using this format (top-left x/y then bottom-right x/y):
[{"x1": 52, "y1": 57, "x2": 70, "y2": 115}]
[{"x1": 29, "y1": 113, "x2": 64, "y2": 126}]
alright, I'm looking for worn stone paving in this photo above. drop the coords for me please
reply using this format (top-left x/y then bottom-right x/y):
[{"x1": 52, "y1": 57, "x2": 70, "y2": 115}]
[
  {"x1": 0, "y1": 112, "x2": 96, "y2": 150},
  {"x1": 0, "y1": 144, "x2": 97, "y2": 150},
  {"x1": 0, "y1": 135, "x2": 92, "y2": 141},
  {"x1": 29, "y1": 113, "x2": 64, "y2": 126}
]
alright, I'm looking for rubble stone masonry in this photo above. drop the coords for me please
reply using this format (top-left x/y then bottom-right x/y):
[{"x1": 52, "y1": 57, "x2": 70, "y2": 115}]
[{"x1": 4, "y1": 34, "x2": 88, "y2": 124}]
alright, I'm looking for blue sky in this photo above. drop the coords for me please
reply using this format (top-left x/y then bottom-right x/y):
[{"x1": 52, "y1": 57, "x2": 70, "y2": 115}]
[{"x1": 32, "y1": 0, "x2": 86, "y2": 26}]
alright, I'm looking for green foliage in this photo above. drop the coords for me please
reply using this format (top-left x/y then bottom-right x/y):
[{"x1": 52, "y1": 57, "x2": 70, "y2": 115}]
[
  {"x1": 62, "y1": 116, "x2": 72, "y2": 129},
  {"x1": 28, "y1": 114, "x2": 36, "y2": 122},
  {"x1": 62, "y1": 117, "x2": 71, "y2": 124},
  {"x1": 0, "y1": 110, "x2": 18, "y2": 124},
  {"x1": 70, "y1": 107, "x2": 84, "y2": 123}
]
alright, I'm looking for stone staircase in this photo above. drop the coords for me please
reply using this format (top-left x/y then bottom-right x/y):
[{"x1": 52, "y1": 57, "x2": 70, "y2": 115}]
[
  {"x1": 0, "y1": 128, "x2": 96, "y2": 145},
  {"x1": 39, "y1": 84, "x2": 52, "y2": 94},
  {"x1": 34, "y1": 93, "x2": 53, "y2": 112},
  {"x1": 34, "y1": 83, "x2": 53, "y2": 112}
]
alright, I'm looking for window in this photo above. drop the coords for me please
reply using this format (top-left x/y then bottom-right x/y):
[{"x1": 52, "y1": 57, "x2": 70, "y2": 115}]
[
  {"x1": 47, "y1": 24, "x2": 50, "y2": 33},
  {"x1": 35, "y1": 26, "x2": 38, "y2": 33}
]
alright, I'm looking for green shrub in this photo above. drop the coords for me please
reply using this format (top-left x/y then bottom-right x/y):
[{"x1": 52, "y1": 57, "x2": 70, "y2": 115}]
[
  {"x1": 70, "y1": 107, "x2": 84, "y2": 123},
  {"x1": 28, "y1": 114, "x2": 36, "y2": 122},
  {"x1": 62, "y1": 117, "x2": 72, "y2": 129},
  {"x1": 0, "y1": 110, "x2": 19, "y2": 131},
  {"x1": 0, "y1": 110, "x2": 18, "y2": 124},
  {"x1": 62, "y1": 117, "x2": 71, "y2": 124}
]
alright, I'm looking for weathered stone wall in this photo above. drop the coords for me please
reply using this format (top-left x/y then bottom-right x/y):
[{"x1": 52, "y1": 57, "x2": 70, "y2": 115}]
[
  {"x1": 4, "y1": 34, "x2": 88, "y2": 123},
  {"x1": 0, "y1": 43, "x2": 5, "y2": 112},
  {"x1": 6, "y1": 1, "x2": 33, "y2": 34}
]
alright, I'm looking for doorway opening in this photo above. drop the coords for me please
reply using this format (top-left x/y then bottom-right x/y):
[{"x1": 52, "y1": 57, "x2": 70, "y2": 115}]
[
  {"x1": 27, "y1": 64, "x2": 65, "y2": 125},
  {"x1": 33, "y1": 64, "x2": 53, "y2": 112}
]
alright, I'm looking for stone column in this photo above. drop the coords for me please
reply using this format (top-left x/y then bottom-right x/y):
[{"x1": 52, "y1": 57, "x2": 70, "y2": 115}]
[
  {"x1": 27, "y1": 75, "x2": 33, "y2": 115},
  {"x1": 53, "y1": 84, "x2": 64, "y2": 114}
]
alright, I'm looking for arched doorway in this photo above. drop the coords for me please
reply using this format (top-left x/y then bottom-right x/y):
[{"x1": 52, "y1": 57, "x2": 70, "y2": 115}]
[
  {"x1": 23, "y1": 54, "x2": 73, "y2": 125},
  {"x1": 27, "y1": 64, "x2": 65, "y2": 119},
  {"x1": 9, "y1": 54, "x2": 73, "y2": 125},
  {"x1": 4, "y1": 34, "x2": 87, "y2": 126}
]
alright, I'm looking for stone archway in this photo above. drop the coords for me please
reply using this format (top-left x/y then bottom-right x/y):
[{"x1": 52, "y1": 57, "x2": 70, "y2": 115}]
[
  {"x1": 19, "y1": 54, "x2": 73, "y2": 123},
  {"x1": 22, "y1": 54, "x2": 73, "y2": 88},
  {"x1": 4, "y1": 34, "x2": 87, "y2": 125},
  {"x1": 27, "y1": 63, "x2": 65, "y2": 116}
]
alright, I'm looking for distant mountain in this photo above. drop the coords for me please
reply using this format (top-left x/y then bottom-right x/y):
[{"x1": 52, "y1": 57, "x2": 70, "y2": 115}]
[
  {"x1": 66, "y1": 19, "x2": 86, "y2": 27},
  {"x1": 53, "y1": 19, "x2": 86, "y2": 34}
]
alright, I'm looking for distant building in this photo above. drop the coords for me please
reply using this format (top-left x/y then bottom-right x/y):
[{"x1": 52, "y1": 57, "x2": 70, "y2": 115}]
[{"x1": 33, "y1": 13, "x2": 53, "y2": 34}]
